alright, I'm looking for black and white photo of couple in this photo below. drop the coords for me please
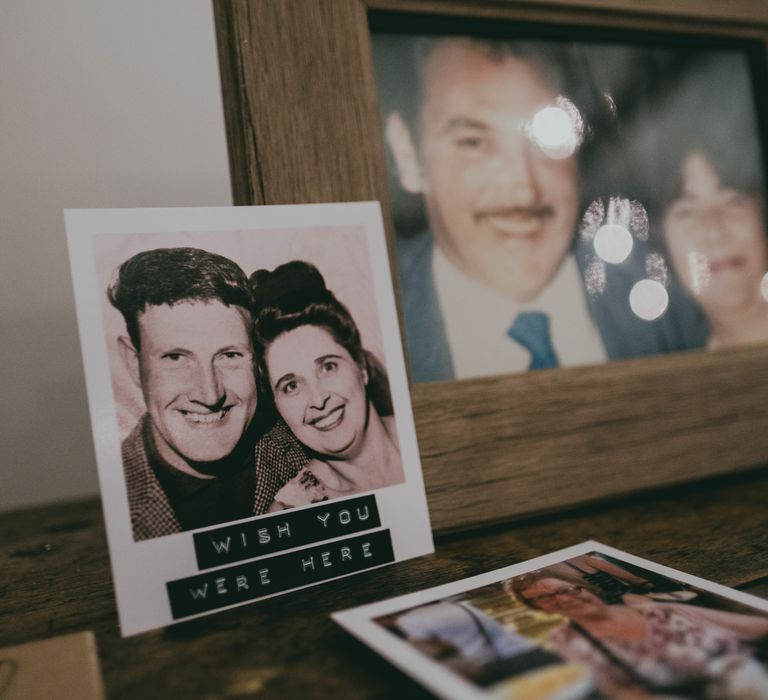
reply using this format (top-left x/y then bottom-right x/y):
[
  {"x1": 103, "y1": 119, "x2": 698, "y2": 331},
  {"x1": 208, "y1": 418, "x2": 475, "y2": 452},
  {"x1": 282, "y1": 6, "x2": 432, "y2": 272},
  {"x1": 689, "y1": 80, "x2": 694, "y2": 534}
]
[{"x1": 97, "y1": 229, "x2": 405, "y2": 542}]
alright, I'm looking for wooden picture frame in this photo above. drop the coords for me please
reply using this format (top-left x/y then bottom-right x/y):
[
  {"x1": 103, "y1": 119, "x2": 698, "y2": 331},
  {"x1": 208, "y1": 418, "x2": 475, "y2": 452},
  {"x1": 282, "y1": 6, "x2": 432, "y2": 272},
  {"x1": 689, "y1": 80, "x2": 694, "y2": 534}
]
[{"x1": 212, "y1": 0, "x2": 768, "y2": 534}]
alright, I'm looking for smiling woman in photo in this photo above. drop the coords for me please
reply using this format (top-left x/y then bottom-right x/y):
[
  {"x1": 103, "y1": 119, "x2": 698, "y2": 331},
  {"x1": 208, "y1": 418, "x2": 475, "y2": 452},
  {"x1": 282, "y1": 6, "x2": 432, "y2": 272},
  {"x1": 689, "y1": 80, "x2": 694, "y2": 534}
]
[
  {"x1": 508, "y1": 570, "x2": 768, "y2": 698},
  {"x1": 660, "y1": 146, "x2": 768, "y2": 349},
  {"x1": 250, "y1": 261, "x2": 404, "y2": 510},
  {"x1": 648, "y1": 60, "x2": 768, "y2": 351}
]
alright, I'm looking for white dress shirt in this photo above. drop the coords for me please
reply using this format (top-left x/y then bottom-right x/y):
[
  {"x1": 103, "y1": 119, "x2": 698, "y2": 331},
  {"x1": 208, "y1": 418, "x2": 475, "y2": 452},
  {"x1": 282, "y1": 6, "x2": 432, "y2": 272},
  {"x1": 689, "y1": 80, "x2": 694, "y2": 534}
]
[{"x1": 433, "y1": 247, "x2": 606, "y2": 379}]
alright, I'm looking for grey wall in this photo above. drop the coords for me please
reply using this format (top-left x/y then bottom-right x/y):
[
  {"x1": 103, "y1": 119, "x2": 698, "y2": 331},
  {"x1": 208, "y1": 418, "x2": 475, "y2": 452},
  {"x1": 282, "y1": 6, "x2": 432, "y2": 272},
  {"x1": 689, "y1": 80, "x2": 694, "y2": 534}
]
[{"x1": 0, "y1": 1, "x2": 232, "y2": 511}]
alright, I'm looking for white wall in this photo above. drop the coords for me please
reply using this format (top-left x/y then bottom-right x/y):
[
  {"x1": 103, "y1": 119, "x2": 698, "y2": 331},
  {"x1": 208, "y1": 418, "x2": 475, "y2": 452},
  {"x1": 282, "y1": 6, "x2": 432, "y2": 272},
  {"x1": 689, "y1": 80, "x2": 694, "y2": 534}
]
[{"x1": 0, "y1": 1, "x2": 232, "y2": 511}]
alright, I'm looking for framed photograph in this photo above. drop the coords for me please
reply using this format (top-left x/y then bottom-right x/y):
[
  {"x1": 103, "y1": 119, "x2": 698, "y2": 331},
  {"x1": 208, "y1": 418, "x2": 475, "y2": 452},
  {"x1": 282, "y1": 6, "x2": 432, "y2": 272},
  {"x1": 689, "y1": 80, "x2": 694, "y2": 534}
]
[
  {"x1": 372, "y1": 13, "x2": 768, "y2": 382},
  {"x1": 213, "y1": 1, "x2": 768, "y2": 533},
  {"x1": 334, "y1": 540, "x2": 768, "y2": 699},
  {"x1": 66, "y1": 203, "x2": 433, "y2": 635}
]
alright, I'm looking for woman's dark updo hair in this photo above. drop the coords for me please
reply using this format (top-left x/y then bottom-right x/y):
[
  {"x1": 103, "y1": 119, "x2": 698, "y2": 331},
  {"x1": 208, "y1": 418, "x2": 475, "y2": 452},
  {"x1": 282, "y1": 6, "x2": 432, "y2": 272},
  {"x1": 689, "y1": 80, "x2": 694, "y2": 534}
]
[{"x1": 250, "y1": 261, "x2": 393, "y2": 416}]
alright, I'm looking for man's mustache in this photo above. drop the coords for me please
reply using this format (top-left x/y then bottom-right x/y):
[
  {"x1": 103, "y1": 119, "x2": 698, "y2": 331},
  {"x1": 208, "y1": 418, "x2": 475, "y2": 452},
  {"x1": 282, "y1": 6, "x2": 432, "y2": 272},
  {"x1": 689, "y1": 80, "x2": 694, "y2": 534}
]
[{"x1": 474, "y1": 204, "x2": 556, "y2": 223}]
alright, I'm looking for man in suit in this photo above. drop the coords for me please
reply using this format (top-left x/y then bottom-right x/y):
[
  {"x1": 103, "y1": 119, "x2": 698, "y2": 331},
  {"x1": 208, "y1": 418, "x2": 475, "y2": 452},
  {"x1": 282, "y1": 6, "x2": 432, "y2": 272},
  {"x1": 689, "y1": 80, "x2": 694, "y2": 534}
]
[
  {"x1": 383, "y1": 37, "x2": 705, "y2": 382},
  {"x1": 109, "y1": 247, "x2": 306, "y2": 541}
]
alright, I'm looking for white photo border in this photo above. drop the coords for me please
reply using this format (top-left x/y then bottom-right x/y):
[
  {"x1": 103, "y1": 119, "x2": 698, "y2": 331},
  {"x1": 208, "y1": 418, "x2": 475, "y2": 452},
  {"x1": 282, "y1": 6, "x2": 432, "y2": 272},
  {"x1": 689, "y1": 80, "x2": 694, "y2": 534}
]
[
  {"x1": 332, "y1": 540, "x2": 768, "y2": 700},
  {"x1": 66, "y1": 202, "x2": 433, "y2": 636}
]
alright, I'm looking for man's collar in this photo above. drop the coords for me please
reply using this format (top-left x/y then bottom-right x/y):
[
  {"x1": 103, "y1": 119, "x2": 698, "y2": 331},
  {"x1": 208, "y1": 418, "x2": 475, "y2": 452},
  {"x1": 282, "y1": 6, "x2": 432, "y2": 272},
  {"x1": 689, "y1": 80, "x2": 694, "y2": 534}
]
[{"x1": 432, "y1": 244, "x2": 582, "y2": 319}]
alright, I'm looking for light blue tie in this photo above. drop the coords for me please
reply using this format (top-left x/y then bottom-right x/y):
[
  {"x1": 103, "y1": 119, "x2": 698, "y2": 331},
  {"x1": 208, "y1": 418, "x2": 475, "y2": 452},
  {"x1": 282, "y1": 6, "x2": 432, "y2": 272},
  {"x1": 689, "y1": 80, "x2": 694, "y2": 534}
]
[{"x1": 507, "y1": 311, "x2": 559, "y2": 370}]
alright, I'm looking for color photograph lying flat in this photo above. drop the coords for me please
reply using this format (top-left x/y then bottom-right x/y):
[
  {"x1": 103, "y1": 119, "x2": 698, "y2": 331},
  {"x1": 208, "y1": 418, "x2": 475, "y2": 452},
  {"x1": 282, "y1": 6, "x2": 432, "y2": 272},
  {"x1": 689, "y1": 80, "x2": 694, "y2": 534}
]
[
  {"x1": 334, "y1": 541, "x2": 768, "y2": 699},
  {"x1": 66, "y1": 203, "x2": 432, "y2": 635}
]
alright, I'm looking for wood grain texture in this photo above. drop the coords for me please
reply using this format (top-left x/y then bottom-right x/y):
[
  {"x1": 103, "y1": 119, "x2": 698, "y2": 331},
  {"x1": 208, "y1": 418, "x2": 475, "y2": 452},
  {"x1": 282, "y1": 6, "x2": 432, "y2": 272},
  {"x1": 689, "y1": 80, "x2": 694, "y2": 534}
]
[
  {"x1": 213, "y1": 0, "x2": 387, "y2": 206},
  {"x1": 214, "y1": 0, "x2": 768, "y2": 534},
  {"x1": 1, "y1": 472, "x2": 767, "y2": 698},
  {"x1": 416, "y1": 344, "x2": 768, "y2": 531},
  {"x1": 367, "y1": 0, "x2": 768, "y2": 27}
]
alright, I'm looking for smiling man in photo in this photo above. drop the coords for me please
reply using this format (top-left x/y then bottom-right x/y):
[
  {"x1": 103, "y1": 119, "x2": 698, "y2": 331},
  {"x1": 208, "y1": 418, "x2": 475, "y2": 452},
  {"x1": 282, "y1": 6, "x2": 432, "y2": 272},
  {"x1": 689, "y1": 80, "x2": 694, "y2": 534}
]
[
  {"x1": 381, "y1": 36, "x2": 703, "y2": 381},
  {"x1": 109, "y1": 247, "x2": 306, "y2": 540}
]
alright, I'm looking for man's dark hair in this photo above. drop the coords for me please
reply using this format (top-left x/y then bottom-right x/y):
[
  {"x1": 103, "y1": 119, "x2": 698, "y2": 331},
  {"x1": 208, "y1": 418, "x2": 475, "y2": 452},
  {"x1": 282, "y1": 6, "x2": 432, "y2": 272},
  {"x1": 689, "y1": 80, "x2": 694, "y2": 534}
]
[
  {"x1": 394, "y1": 36, "x2": 576, "y2": 144},
  {"x1": 108, "y1": 247, "x2": 252, "y2": 350}
]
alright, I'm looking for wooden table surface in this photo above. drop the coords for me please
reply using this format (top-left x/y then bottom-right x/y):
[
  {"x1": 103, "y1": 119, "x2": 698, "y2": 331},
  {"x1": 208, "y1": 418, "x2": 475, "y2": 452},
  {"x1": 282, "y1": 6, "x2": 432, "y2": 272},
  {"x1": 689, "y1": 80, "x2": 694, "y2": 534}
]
[{"x1": 2, "y1": 467, "x2": 768, "y2": 699}]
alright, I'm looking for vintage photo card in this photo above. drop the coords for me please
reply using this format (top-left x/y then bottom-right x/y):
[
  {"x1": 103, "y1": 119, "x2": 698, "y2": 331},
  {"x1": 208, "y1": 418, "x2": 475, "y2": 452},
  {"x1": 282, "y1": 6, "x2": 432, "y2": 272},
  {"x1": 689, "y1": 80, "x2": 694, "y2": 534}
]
[
  {"x1": 371, "y1": 13, "x2": 768, "y2": 382},
  {"x1": 66, "y1": 202, "x2": 433, "y2": 636},
  {"x1": 334, "y1": 541, "x2": 768, "y2": 699}
]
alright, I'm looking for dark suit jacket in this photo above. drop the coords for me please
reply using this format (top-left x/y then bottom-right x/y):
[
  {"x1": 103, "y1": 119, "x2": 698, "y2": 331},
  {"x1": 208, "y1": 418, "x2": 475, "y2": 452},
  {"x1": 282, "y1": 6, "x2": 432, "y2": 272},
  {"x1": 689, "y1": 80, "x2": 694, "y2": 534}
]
[
  {"x1": 397, "y1": 230, "x2": 708, "y2": 382},
  {"x1": 122, "y1": 415, "x2": 307, "y2": 541}
]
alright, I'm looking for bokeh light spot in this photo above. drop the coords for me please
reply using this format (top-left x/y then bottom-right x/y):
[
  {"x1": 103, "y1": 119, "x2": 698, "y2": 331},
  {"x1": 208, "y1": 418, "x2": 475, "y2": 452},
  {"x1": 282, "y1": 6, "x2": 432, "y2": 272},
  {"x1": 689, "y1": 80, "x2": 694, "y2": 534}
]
[
  {"x1": 594, "y1": 224, "x2": 633, "y2": 264},
  {"x1": 579, "y1": 199, "x2": 605, "y2": 242},
  {"x1": 585, "y1": 256, "x2": 607, "y2": 296},
  {"x1": 629, "y1": 279, "x2": 669, "y2": 321},
  {"x1": 688, "y1": 251, "x2": 710, "y2": 295},
  {"x1": 530, "y1": 105, "x2": 579, "y2": 159},
  {"x1": 762, "y1": 272, "x2": 768, "y2": 302},
  {"x1": 645, "y1": 252, "x2": 669, "y2": 287}
]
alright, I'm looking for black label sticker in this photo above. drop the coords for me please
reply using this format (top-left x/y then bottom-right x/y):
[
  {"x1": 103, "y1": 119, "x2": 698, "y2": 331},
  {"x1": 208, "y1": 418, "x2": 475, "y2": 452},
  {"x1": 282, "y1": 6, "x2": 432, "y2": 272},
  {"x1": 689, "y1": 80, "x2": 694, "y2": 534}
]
[
  {"x1": 168, "y1": 529, "x2": 394, "y2": 619},
  {"x1": 193, "y1": 494, "x2": 380, "y2": 570}
]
